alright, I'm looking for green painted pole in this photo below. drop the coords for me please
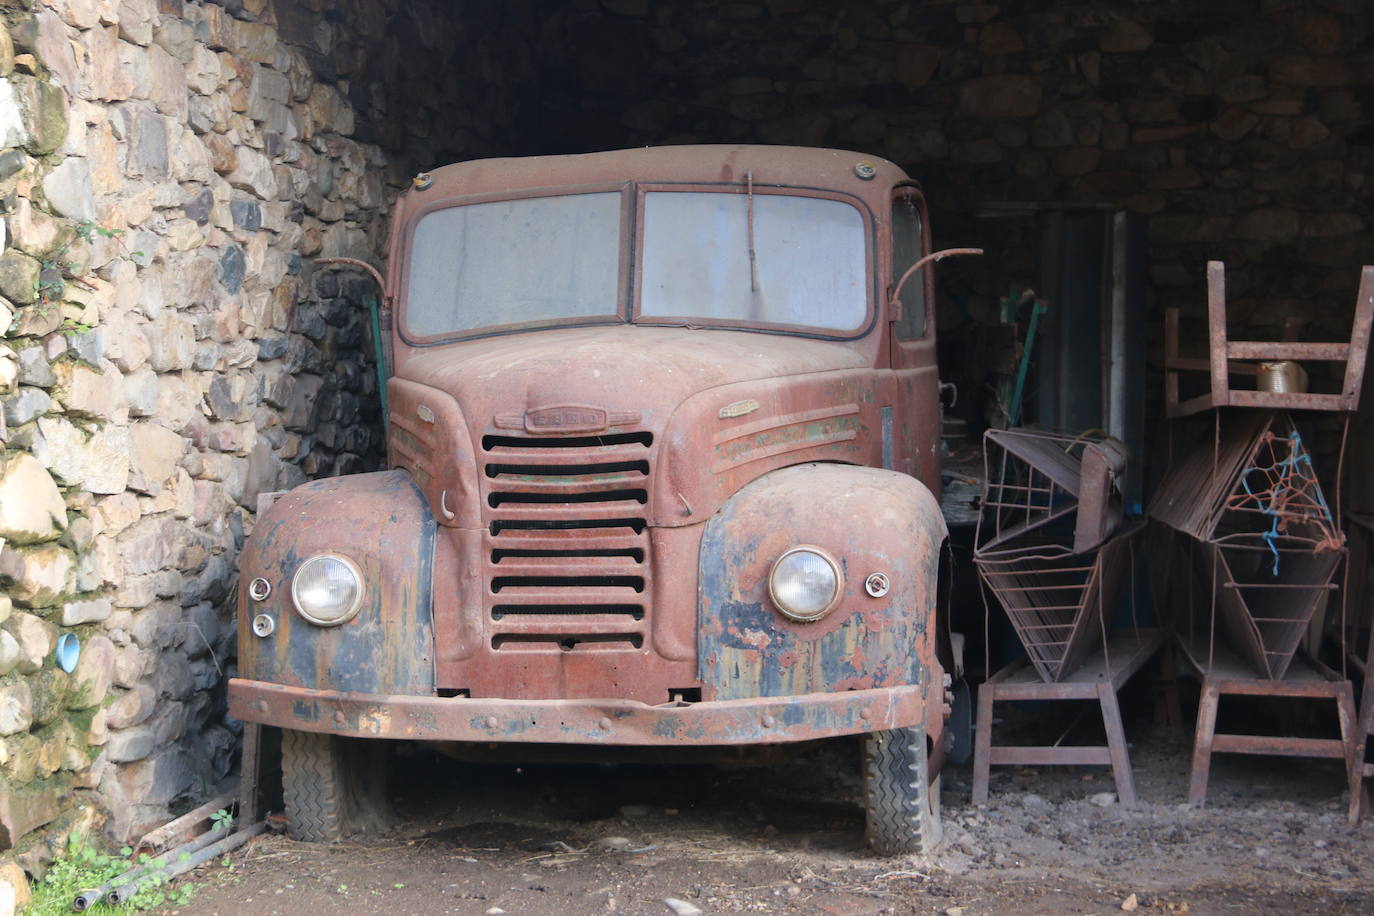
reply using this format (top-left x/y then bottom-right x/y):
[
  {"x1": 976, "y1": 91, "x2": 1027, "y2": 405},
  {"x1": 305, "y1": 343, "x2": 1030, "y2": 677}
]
[{"x1": 1008, "y1": 300, "x2": 1045, "y2": 428}]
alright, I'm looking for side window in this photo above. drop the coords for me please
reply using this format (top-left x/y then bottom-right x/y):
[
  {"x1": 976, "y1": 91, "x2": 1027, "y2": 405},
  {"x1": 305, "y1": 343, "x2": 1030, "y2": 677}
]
[{"x1": 892, "y1": 194, "x2": 926, "y2": 340}]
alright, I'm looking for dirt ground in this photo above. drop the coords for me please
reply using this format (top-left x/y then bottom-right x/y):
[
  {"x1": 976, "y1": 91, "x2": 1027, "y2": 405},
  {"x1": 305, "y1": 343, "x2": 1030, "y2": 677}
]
[{"x1": 157, "y1": 701, "x2": 1374, "y2": 916}]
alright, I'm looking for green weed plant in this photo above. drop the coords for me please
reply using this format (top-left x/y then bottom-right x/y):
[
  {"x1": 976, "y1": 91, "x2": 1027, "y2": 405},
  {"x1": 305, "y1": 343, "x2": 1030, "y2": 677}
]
[{"x1": 22, "y1": 821, "x2": 226, "y2": 915}]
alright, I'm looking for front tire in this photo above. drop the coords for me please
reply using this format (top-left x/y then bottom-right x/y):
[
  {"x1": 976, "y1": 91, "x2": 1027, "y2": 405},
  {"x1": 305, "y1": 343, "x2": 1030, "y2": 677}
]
[
  {"x1": 863, "y1": 724, "x2": 942, "y2": 855},
  {"x1": 281, "y1": 729, "x2": 390, "y2": 843}
]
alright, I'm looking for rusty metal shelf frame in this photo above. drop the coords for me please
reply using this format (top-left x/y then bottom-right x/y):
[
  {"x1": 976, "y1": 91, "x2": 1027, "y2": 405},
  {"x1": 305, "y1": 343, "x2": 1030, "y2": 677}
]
[
  {"x1": 1164, "y1": 261, "x2": 1374, "y2": 418},
  {"x1": 1204, "y1": 538, "x2": 1343, "y2": 680},
  {"x1": 1150, "y1": 410, "x2": 1346, "y2": 680},
  {"x1": 1175, "y1": 638, "x2": 1358, "y2": 809},
  {"x1": 1161, "y1": 531, "x2": 1344, "y2": 681},
  {"x1": 1149, "y1": 411, "x2": 1272, "y2": 541},
  {"x1": 975, "y1": 428, "x2": 1127, "y2": 558},
  {"x1": 975, "y1": 526, "x2": 1141, "y2": 683},
  {"x1": 972, "y1": 629, "x2": 1165, "y2": 807},
  {"x1": 1150, "y1": 411, "x2": 1342, "y2": 547}
]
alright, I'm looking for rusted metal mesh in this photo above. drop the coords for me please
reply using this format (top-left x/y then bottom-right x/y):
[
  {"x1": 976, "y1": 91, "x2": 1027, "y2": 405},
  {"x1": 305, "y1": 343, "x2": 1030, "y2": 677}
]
[
  {"x1": 975, "y1": 429, "x2": 1126, "y2": 559},
  {"x1": 977, "y1": 528, "x2": 1139, "y2": 683},
  {"x1": 1153, "y1": 412, "x2": 1346, "y2": 679},
  {"x1": 1152, "y1": 411, "x2": 1341, "y2": 552},
  {"x1": 1222, "y1": 428, "x2": 1344, "y2": 570},
  {"x1": 1208, "y1": 539, "x2": 1341, "y2": 679}
]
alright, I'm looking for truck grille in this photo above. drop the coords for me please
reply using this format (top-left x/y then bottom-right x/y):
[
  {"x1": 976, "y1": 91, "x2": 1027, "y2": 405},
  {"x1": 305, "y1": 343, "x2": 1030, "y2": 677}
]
[{"x1": 481, "y1": 431, "x2": 653, "y2": 652}]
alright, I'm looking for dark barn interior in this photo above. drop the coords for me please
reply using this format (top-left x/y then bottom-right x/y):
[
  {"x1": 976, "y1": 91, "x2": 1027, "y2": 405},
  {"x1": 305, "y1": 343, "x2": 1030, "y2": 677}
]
[
  {"x1": 242, "y1": 0, "x2": 1374, "y2": 828},
  {"x1": 285, "y1": 0, "x2": 1374, "y2": 792},
  {"x1": 298, "y1": 0, "x2": 1372, "y2": 470}
]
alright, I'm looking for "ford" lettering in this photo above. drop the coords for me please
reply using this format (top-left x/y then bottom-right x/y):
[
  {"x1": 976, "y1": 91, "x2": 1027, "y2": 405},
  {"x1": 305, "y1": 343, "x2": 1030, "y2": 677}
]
[{"x1": 525, "y1": 406, "x2": 608, "y2": 432}]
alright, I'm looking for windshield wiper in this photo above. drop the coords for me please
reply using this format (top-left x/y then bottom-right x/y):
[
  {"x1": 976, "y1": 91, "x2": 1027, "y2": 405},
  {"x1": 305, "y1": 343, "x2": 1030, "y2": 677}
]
[{"x1": 746, "y1": 171, "x2": 759, "y2": 294}]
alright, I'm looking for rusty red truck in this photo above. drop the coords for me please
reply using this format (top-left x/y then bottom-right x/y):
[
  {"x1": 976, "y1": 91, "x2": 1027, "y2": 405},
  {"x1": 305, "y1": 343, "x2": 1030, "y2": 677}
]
[{"x1": 228, "y1": 145, "x2": 961, "y2": 854}]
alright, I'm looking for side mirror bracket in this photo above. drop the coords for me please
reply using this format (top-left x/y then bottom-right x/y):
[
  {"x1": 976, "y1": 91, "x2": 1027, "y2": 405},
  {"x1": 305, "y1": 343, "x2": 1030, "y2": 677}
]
[{"x1": 888, "y1": 247, "x2": 984, "y2": 319}]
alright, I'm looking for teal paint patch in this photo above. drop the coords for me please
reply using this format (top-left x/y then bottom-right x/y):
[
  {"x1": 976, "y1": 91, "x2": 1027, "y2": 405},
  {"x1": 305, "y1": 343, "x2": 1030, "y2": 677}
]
[{"x1": 242, "y1": 470, "x2": 437, "y2": 696}]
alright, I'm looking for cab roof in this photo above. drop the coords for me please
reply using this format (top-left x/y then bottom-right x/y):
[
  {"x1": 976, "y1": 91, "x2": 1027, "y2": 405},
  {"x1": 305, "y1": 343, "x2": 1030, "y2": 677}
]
[{"x1": 395, "y1": 145, "x2": 914, "y2": 219}]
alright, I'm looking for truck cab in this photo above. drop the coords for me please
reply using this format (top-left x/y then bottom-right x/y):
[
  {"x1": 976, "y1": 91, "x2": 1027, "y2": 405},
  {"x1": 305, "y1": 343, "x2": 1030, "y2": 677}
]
[{"x1": 229, "y1": 145, "x2": 955, "y2": 854}]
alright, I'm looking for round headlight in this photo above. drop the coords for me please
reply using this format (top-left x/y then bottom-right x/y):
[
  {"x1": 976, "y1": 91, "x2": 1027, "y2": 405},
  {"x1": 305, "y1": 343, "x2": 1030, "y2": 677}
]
[
  {"x1": 768, "y1": 546, "x2": 843, "y2": 622},
  {"x1": 291, "y1": 555, "x2": 363, "y2": 626}
]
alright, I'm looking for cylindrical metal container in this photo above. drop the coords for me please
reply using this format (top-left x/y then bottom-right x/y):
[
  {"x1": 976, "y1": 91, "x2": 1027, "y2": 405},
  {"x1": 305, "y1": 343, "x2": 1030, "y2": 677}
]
[{"x1": 1257, "y1": 360, "x2": 1308, "y2": 393}]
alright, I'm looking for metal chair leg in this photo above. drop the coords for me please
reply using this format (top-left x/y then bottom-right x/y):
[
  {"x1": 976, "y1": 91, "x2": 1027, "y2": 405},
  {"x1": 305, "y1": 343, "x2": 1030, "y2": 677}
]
[{"x1": 1189, "y1": 680, "x2": 1220, "y2": 807}]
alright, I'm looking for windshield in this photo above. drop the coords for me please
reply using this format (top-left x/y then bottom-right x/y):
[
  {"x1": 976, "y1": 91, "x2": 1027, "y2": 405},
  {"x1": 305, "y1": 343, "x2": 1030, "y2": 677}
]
[
  {"x1": 402, "y1": 187, "x2": 870, "y2": 341},
  {"x1": 640, "y1": 191, "x2": 868, "y2": 332},
  {"x1": 405, "y1": 192, "x2": 622, "y2": 338}
]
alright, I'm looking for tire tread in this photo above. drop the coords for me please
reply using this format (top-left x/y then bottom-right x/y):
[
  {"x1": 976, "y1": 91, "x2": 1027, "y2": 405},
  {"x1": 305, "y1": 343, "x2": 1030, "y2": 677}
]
[
  {"x1": 863, "y1": 724, "x2": 941, "y2": 856},
  {"x1": 282, "y1": 730, "x2": 348, "y2": 843}
]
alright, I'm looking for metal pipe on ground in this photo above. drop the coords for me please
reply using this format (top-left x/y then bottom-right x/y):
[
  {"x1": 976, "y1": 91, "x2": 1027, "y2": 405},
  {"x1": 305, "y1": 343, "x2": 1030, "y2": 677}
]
[
  {"x1": 72, "y1": 821, "x2": 238, "y2": 911},
  {"x1": 105, "y1": 822, "x2": 267, "y2": 905},
  {"x1": 135, "y1": 793, "x2": 236, "y2": 856}
]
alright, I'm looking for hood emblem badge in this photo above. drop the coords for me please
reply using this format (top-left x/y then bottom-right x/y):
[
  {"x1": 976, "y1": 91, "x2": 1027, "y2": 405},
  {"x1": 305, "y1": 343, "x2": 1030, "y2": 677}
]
[
  {"x1": 719, "y1": 399, "x2": 761, "y2": 419},
  {"x1": 494, "y1": 405, "x2": 641, "y2": 435}
]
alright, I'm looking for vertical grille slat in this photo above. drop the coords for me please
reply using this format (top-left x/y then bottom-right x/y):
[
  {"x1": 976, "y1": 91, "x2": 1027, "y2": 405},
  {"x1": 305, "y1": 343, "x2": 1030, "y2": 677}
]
[{"x1": 483, "y1": 429, "x2": 653, "y2": 652}]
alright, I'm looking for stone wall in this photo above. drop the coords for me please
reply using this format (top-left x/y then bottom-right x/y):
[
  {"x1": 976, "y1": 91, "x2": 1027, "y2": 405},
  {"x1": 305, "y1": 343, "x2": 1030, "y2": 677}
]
[
  {"x1": 531, "y1": 0, "x2": 1370, "y2": 341},
  {"x1": 0, "y1": 0, "x2": 542, "y2": 884}
]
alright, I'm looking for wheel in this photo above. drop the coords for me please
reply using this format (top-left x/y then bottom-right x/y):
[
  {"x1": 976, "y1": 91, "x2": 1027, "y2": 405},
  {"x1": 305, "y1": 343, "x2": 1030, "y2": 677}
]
[
  {"x1": 862, "y1": 724, "x2": 942, "y2": 856},
  {"x1": 281, "y1": 729, "x2": 390, "y2": 843}
]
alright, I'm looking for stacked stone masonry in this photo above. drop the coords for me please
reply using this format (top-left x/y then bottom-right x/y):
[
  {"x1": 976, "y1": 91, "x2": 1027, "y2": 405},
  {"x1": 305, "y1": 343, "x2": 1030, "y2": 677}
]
[
  {"x1": 525, "y1": 0, "x2": 1371, "y2": 343},
  {"x1": 0, "y1": 0, "x2": 1368, "y2": 895},
  {"x1": 0, "y1": 0, "x2": 538, "y2": 887},
  {"x1": 0, "y1": 0, "x2": 401, "y2": 881}
]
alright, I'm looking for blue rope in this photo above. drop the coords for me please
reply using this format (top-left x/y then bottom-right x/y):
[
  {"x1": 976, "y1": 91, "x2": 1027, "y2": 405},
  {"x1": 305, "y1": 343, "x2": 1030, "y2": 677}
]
[
  {"x1": 1237, "y1": 471, "x2": 1283, "y2": 575},
  {"x1": 1238, "y1": 431, "x2": 1331, "y2": 576}
]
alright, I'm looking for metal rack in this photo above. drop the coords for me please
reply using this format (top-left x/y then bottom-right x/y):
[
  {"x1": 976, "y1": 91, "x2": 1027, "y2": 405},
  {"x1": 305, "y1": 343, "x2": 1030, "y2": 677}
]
[
  {"x1": 1150, "y1": 258, "x2": 1373, "y2": 807},
  {"x1": 1177, "y1": 639, "x2": 1357, "y2": 808},
  {"x1": 976, "y1": 428, "x2": 1127, "y2": 557},
  {"x1": 973, "y1": 629, "x2": 1164, "y2": 807},
  {"x1": 972, "y1": 428, "x2": 1163, "y2": 802},
  {"x1": 1151, "y1": 411, "x2": 1345, "y2": 681},
  {"x1": 975, "y1": 529, "x2": 1140, "y2": 684},
  {"x1": 974, "y1": 427, "x2": 1136, "y2": 686},
  {"x1": 1164, "y1": 261, "x2": 1373, "y2": 418}
]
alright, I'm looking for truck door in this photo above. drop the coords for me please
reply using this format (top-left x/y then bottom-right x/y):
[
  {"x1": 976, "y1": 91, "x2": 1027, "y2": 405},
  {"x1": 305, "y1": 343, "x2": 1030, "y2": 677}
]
[{"x1": 888, "y1": 185, "x2": 941, "y2": 495}]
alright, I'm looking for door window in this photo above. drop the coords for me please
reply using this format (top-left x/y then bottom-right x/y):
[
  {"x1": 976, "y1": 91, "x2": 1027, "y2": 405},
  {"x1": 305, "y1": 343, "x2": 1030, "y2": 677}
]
[{"x1": 892, "y1": 194, "x2": 926, "y2": 340}]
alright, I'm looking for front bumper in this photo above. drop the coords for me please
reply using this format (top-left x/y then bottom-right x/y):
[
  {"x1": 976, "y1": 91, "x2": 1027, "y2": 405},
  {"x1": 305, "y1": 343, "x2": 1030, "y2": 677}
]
[{"x1": 228, "y1": 678, "x2": 922, "y2": 745}]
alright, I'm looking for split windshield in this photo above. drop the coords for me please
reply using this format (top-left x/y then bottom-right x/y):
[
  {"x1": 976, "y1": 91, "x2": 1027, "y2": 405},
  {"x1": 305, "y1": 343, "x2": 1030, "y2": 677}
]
[
  {"x1": 405, "y1": 192, "x2": 623, "y2": 338},
  {"x1": 404, "y1": 188, "x2": 869, "y2": 340}
]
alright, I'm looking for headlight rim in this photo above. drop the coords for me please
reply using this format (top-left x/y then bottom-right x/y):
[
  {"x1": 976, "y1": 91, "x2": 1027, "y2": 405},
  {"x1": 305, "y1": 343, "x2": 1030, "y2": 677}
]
[
  {"x1": 767, "y1": 544, "x2": 844, "y2": 623},
  {"x1": 290, "y1": 553, "x2": 365, "y2": 627}
]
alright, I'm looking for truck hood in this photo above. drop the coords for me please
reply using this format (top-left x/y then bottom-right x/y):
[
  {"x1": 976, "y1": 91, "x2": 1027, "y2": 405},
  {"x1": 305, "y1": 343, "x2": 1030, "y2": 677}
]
[{"x1": 395, "y1": 325, "x2": 871, "y2": 430}]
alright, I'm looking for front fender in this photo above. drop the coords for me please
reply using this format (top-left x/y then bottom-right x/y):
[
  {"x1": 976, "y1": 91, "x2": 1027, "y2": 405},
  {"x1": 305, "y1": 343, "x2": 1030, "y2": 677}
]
[
  {"x1": 699, "y1": 463, "x2": 946, "y2": 704},
  {"x1": 236, "y1": 469, "x2": 436, "y2": 695}
]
